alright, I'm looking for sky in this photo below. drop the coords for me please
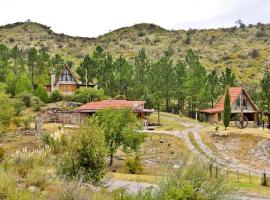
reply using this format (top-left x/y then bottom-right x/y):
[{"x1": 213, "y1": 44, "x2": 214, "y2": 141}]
[{"x1": 1, "y1": 0, "x2": 270, "y2": 37}]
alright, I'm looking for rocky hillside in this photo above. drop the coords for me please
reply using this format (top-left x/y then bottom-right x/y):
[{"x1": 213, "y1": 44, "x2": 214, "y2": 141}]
[{"x1": 0, "y1": 21, "x2": 270, "y2": 85}]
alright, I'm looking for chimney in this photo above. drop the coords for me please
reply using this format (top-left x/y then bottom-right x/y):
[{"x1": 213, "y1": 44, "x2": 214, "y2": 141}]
[{"x1": 51, "y1": 73, "x2": 56, "y2": 92}]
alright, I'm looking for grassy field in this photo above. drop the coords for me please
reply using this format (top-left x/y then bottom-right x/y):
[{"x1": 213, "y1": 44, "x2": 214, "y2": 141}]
[{"x1": 148, "y1": 113, "x2": 185, "y2": 131}]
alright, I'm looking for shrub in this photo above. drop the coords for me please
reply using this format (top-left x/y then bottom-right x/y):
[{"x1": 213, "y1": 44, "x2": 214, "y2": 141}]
[
  {"x1": 114, "y1": 95, "x2": 126, "y2": 100},
  {"x1": 13, "y1": 99, "x2": 25, "y2": 116},
  {"x1": 32, "y1": 96, "x2": 44, "y2": 111},
  {"x1": 25, "y1": 168, "x2": 48, "y2": 191},
  {"x1": 0, "y1": 147, "x2": 5, "y2": 162},
  {"x1": 49, "y1": 90, "x2": 62, "y2": 102},
  {"x1": 72, "y1": 88, "x2": 105, "y2": 104},
  {"x1": 41, "y1": 132, "x2": 64, "y2": 154},
  {"x1": 0, "y1": 93, "x2": 15, "y2": 127},
  {"x1": 20, "y1": 93, "x2": 32, "y2": 107},
  {"x1": 57, "y1": 118, "x2": 108, "y2": 184},
  {"x1": 125, "y1": 155, "x2": 143, "y2": 174},
  {"x1": 15, "y1": 73, "x2": 32, "y2": 96},
  {"x1": 33, "y1": 85, "x2": 48, "y2": 103},
  {"x1": 122, "y1": 157, "x2": 236, "y2": 200},
  {"x1": 41, "y1": 131, "x2": 53, "y2": 146},
  {"x1": 20, "y1": 117, "x2": 33, "y2": 129}
]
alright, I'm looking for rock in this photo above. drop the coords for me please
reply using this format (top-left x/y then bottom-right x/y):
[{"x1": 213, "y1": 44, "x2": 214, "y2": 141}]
[{"x1": 27, "y1": 186, "x2": 40, "y2": 193}]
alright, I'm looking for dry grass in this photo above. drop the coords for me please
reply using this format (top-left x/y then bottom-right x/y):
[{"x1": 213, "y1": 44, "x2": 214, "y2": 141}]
[
  {"x1": 113, "y1": 133, "x2": 191, "y2": 176},
  {"x1": 201, "y1": 126, "x2": 270, "y2": 171}
]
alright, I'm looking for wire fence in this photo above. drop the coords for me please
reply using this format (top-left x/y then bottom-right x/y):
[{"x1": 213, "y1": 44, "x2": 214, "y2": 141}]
[{"x1": 208, "y1": 163, "x2": 270, "y2": 186}]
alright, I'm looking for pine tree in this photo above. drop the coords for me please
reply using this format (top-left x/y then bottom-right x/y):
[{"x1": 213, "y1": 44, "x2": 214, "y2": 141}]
[{"x1": 223, "y1": 87, "x2": 231, "y2": 130}]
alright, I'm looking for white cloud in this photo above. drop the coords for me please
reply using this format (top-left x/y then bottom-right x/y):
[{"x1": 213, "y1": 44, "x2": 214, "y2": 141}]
[{"x1": 0, "y1": 0, "x2": 270, "y2": 37}]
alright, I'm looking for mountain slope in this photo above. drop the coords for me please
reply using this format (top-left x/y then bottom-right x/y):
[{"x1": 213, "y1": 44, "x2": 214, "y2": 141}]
[{"x1": 0, "y1": 21, "x2": 269, "y2": 85}]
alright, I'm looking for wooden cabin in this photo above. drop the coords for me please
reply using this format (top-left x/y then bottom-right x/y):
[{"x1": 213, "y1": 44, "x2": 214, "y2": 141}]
[
  {"x1": 46, "y1": 66, "x2": 86, "y2": 95},
  {"x1": 200, "y1": 87, "x2": 259, "y2": 127}
]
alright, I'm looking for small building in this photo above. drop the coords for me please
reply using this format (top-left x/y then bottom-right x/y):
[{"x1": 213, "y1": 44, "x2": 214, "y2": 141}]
[
  {"x1": 46, "y1": 66, "x2": 92, "y2": 95},
  {"x1": 75, "y1": 99, "x2": 153, "y2": 122},
  {"x1": 200, "y1": 87, "x2": 259, "y2": 127}
]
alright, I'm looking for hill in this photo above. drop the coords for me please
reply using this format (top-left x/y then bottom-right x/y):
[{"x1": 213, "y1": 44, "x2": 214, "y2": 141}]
[{"x1": 0, "y1": 21, "x2": 269, "y2": 85}]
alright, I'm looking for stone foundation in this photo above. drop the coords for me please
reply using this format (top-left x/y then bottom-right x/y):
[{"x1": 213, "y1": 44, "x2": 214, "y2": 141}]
[{"x1": 38, "y1": 108, "x2": 82, "y2": 125}]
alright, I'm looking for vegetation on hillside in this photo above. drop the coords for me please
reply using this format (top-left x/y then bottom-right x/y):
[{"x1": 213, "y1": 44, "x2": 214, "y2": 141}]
[{"x1": 0, "y1": 20, "x2": 269, "y2": 85}]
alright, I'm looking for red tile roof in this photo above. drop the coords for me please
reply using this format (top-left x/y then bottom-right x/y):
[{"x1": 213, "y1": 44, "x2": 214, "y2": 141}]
[
  {"x1": 76, "y1": 100, "x2": 145, "y2": 112},
  {"x1": 200, "y1": 87, "x2": 257, "y2": 114}
]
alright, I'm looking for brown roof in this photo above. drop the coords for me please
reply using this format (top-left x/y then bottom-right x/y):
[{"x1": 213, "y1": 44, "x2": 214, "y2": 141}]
[
  {"x1": 76, "y1": 100, "x2": 145, "y2": 112},
  {"x1": 200, "y1": 87, "x2": 258, "y2": 114}
]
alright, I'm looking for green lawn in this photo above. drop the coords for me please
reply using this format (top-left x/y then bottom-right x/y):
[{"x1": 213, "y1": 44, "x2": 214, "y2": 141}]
[{"x1": 148, "y1": 113, "x2": 185, "y2": 131}]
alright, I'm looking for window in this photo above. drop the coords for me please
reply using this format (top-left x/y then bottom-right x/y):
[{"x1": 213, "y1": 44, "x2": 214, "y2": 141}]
[
  {"x1": 218, "y1": 113, "x2": 222, "y2": 121},
  {"x1": 60, "y1": 69, "x2": 74, "y2": 82}
]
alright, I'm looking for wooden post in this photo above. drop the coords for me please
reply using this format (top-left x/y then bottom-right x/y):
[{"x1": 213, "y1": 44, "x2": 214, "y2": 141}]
[
  {"x1": 237, "y1": 170, "x2": 239, "y2": 182},
  {"x1": 226, "y1": 169, "x2": 229, "y2": 182},
  {"x1": 261, "y1": 171, "x2": 267, "y2": 186},
  {"x1": 209, "y1": 163, "x2": 213, "y2": 179},
  {"x1": 158, "y1": 104, "x2": 160, "y2": 126},
  {"x1": 215, "y1": 166, "x2": 218, "y2": 178},
  {"x1": 249, "y1": 170, "x2": 251, "y2": 184}
]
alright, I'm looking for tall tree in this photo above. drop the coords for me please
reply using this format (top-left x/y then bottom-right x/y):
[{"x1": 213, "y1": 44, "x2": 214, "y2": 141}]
[
  {"x1": 133, "y1": 48, "x2": 149, "y2": 99},
  {"x1": 51, "y1": 54, "x2": 64, "y2": 76},
  {"x1": 77, "y1": 54, "x2": 95, "y2": 86},
  {"x1": 15, "y1": 73, "x2": 32, "y2": 96},
  {"x1": 147, "y1": 49, "x2": 174, "y2": 112},
  {"x1": 184, "y1": 50, "x2": 208, "y2": 116},
  {"x1": 220, "y1": 67, "x2": 237, "y2": 89},
  {"x1": 260, "y1": 70, "x2": 270, "y2": 128},
  {"x1": 174, "y1": 60, "x2": 187, "y2": 112},
  {"x1": 27, "y1": 47, "x2": 38, "y2": 89},
  {"x1": 223, "y1": 87, "x2": 231, "y2": 130},
  {"x1": 114, "y1": 55, "x2": 133, "y2": 97},
  {"x1": 207, "y1": 70, "x2": 220, "y2": 108},
  {"x1": 95, "y1": 109, "x2": 145, "y2": 166},
  {"x1": 0, "y1": 44, "x2": 11, "y2": 81}
]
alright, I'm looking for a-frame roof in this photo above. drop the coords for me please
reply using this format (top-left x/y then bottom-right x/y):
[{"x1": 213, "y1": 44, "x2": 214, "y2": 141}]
[
  {"x1": 54, "y1": 65, "x2": 79, "y2": 86},
  {"x1": 200, "y1": 87, "x2": 258, "y2": 114}
]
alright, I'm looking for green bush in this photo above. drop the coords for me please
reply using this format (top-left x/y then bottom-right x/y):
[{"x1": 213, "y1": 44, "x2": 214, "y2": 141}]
[
  {"x1": 114, "y1": 95, "x2": 126, "y2": 100},
  {"x1": 125, "y1": 155, "x2": 143, "y2": 174},
  {"x1": 34, "y1": 85, "x2": 48, "y2": 103},
  {"x1": 122, "y1": 157, "x2": 236, "y2": 200},
  {"x1": 13, "y1": 99, "x2": 25, "y2": 116},
  {"x1": 49, "y1": 90, "x2": 62, "y2": 102},
  {"x1": 71, "y1": 87, "x2": 105, "y2": 103},
  {"x1": 57, "y1": 118, "x2": 108, "y2": 184},
  {"x1": 32, "y1": 96, "x2": 44, "y2": 111},
  {"x1": 20, "y1": 93, "x2": 32, "y2": 107}
]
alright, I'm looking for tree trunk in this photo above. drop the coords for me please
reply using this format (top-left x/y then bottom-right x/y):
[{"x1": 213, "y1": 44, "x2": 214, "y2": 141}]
[
  {"x1": 109, "y1": 153, "x2": 114, "y2": 166},
  {"x1": 268, "y1": 114, "x2": 270, "y2": 129}
]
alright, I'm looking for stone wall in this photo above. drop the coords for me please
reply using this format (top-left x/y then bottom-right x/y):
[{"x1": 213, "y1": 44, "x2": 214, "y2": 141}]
[{"x1": 39, "y1": 108, "x2": 81, "y2": 125}]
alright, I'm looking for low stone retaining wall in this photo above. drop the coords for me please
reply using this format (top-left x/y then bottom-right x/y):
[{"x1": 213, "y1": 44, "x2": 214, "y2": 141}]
[{"x1": 37, "y1": 108, "x2": 82, "y2": 125}]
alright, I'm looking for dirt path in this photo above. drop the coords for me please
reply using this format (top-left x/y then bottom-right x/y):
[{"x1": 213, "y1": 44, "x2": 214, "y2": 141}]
[{"x1": 145, "y1": 114, "x2": 268, "y2": 174}]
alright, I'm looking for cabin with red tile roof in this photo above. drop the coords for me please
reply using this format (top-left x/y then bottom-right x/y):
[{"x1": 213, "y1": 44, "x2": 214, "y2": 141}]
[
  {"x1": 75, "y1": 99, "x2": 153, "y2": 122},
  {"x1": 200, "y1": 87, "x2": 259, "y2": 127}
]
